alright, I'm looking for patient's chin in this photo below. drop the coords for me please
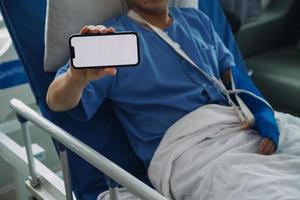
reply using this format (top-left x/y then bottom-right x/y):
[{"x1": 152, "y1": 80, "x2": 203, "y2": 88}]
[
  {"x1": 142, "y1": 7, "x2": 166, "y2": 15},
  {"x1": 131, "y1": 0, "x2": 167, "y2": 15}
]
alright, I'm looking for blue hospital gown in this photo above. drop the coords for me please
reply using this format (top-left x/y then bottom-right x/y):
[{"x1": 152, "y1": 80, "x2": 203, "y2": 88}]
[{"x1": 56, "y1": 8, "x2": 279, "y2": 167}]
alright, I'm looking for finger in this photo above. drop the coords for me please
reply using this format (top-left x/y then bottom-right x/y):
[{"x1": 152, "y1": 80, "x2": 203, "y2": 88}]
[
  {"x1": 91, "y1": 69, "x2": 103, "y2": 76},
  {"x1": 259, "y1": 143, "x2": 269, "y2": 155},
  {"x1": 95, "y1": 25, "x2": 107, "y2": 34},
  {"x1": 94, "y1": 25, "x2": 108, "y2": 34},
  {"x1": 259, "y1": 140, "x2": 275, "y2": 155},
  {"x1": 80, "y1": 25, "x2": 97, "y2": 35},
  {"x1": 264, "y1": 141, "x2": 275, "y2": 155},
  {"x1": 260, "y1": 141, "x2": 271, "y2": 154},
  {"x1": 91, "y1": 68, "x2": 103, "y2": 74},
  {"x1": 107, "y1": 27, "x2": 116, "y2": 33},
  {"x1": 258, "y1": 139, "x2": 268, "y2": 153},
  {"x1": 85, "y1": 69, "x2": 103, "y2": 78},
  {"x1": 100, "y1": 27, "x2": 109, "y2": 34},
  {"x1": 87, "y1": 25, "x2": 96, "y2": 30},
  {"x1": 89, "y1": 26, "x2": 99, "y2": 34},
  {"x1": 95, "y1": 25, "x2": 107, "y2": 31},
  {"x1": 80, "y1": 26, "x2": 90, "y2": 34},
  {"x1": 81, "y1": 25, "x2": 99, "y2": 34},
  {"x1": 241, "y1": 121, "x2": 250, "y2": 130},
  {"x1": 87, "y1": 68, "x2": 116, "y2": 78},
  {"x1": 258, "y1": 140, "x2": 271, "y2": 154}
]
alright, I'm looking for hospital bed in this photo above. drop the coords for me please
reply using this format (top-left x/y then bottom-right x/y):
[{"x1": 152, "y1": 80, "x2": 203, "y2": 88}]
[{"x1": 0, "y1": 0, "x2": 253, "y2": 199}]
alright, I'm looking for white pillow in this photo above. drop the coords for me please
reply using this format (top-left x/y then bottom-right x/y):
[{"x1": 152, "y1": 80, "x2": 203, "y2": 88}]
[{"x1": 44, "y1": 0, "x2": 198, "y2": 72}]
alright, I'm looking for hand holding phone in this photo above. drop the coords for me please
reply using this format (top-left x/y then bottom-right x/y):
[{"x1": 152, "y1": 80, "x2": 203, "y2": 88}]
[
  {"x1": 68, "y1": 25, "x2": 118, "y2": 84},
  {"x1": 69, "y1": 25, "x2": 139, "y2": 70},
  {"x1": 47, "y1": 25, "x2": 120, "y2": 112}
]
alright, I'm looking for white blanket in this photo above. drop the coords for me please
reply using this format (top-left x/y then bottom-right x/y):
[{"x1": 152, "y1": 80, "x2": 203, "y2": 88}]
[{"x1": 148, "y1": 104, "x2": 300, "y2": 200}]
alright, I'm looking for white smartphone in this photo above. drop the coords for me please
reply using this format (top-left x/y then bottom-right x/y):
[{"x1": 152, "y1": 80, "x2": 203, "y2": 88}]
[{"x1": 69, "y1": 32, "x2": 140, "y2": 69}]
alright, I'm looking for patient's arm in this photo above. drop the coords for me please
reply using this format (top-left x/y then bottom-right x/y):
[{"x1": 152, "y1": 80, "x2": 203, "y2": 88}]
[
  {"x1": 46, "y1": 25, "x2": 117, "y2": 112},
  {"x1": 46, "y1": 66, "x2": 116, "y2": 111},
  {"x1": 221, "y1": 68, "x2": 278, "y2": 155}
]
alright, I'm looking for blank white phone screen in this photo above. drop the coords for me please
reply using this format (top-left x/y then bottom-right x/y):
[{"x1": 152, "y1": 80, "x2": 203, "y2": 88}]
[{"x1": 70, "y1": 33, "x2": 139, "y2": 68}]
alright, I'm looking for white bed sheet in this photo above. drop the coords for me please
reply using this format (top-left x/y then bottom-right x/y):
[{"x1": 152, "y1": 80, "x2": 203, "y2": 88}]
[
  {"x1": 98, "y1": 107, "x2": 300, "y2": 200},
  {"x1": 148, "y1": 105, "x2": 300, "y2": 200}
]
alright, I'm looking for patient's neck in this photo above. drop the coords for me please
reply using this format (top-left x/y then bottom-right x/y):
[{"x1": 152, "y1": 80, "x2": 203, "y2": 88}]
[{"x1": 131, "y1": 7, "x2": 172, "y2": 29}]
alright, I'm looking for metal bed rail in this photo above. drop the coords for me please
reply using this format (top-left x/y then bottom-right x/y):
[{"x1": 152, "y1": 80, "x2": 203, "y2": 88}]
[{"x1": 10, "y1": 98, "x2": 168, "y2": 200}]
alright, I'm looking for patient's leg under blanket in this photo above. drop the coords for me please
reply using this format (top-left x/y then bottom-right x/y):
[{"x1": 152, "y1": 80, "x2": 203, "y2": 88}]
[{"x1": 148, "y1": 104, "x2": 300, "y2": 200}]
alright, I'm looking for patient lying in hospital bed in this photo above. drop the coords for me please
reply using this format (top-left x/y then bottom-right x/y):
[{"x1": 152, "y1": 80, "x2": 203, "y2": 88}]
[{"x1": 46, "y1": 0, "x2": 300, "y2": 199}]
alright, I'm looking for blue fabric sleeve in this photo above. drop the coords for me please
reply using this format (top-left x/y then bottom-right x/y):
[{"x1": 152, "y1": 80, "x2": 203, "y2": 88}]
[
  {"x1": 198, "y1": 0, "x2": 248, "y2": 74},
  {"x1": 197, "y1": 11, "x2": 235, "y2": 76},
  {"x1": 55, "y1": 62, "x2": 114, "y2": 121},
  {"x1": 231, "y1": 67, "x2": 280, "y2": 149},
  {"x1": 209, "y1": 20, "x2": 235, "y2": 75}
]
